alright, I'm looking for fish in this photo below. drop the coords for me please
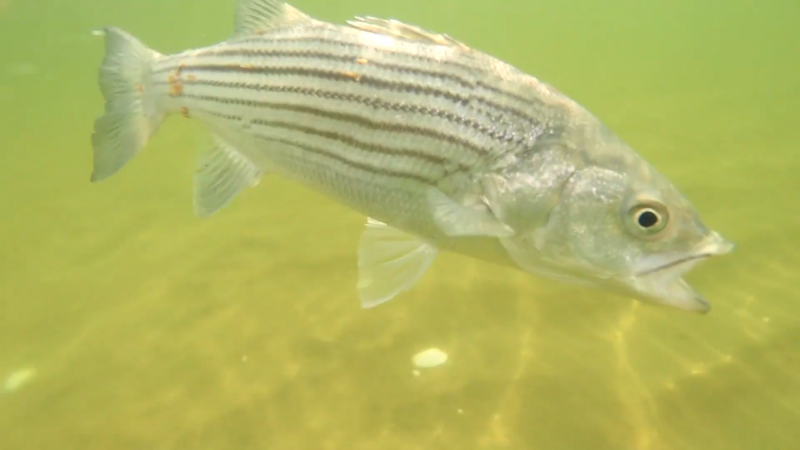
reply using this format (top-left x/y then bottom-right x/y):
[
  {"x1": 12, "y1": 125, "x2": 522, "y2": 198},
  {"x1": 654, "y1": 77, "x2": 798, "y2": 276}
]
[{"x1": 89, "y1": 0, "x2": 733, "y2": 313}]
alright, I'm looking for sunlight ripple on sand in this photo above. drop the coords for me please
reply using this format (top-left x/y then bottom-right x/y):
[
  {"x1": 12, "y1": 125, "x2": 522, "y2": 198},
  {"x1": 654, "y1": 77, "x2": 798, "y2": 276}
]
[{"x1": 3, "y1": 367, "x2": 37, "y2": 393}]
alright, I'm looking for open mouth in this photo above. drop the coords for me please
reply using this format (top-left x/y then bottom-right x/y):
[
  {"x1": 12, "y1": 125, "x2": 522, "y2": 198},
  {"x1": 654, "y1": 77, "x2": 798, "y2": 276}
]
[
  {"x1": 634, "y1": 231, "x2": 735, "y2": 279},
  {"x1": 635, "y1": 253, "x2": 713, "y2": 277},
  {"x1": 624, "y1": 232, "x2": 734, "y2": 313}
]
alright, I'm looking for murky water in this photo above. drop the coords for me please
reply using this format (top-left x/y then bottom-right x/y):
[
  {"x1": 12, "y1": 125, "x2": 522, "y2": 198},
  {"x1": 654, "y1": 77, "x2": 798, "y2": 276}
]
[{"x1": 1, "y1": 1, "x2": 798, "y2": 449}]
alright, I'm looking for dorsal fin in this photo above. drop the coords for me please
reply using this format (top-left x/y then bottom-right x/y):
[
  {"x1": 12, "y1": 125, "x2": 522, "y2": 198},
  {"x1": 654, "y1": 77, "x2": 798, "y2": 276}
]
[
  {"x1": 233, "y1": 0, "x2": 312, "y2": 37},
  {"x1": 346, "y1": 16, "x2": 470, "y2": 49}
]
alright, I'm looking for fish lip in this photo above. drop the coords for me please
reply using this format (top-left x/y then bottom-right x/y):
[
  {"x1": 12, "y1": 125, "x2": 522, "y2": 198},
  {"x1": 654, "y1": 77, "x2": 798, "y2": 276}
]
[
  {"x1": 623, "y1": 269, "x2": 712, "y2": 314},
  {"x1": 635, "y1": 253, "x2": 713, "y2": 277},
  {"x1": 623, "y1": 232, "x2": 733, "y2": 313},
  {"x1": 634, "y1": 231, "x2": 734, "y2": 278}
]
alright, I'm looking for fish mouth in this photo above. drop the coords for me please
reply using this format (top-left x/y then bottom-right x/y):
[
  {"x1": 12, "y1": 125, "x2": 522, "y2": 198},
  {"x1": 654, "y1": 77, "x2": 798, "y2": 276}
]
[
  {"x1": 635, "y1": 253, "x2": 714, "y2": 277},
  {"x1": 626, "y1": 232, "x2": 734, "y2": 314}
]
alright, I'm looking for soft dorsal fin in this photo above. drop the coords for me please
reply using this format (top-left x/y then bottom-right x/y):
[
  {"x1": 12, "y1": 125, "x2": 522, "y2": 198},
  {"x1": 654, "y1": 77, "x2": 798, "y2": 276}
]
[
  {"x1": 346, "y1": 16, "x2": 470, "y2": 49},
  {"x1": 233, "y1": 0, "x2": 312, "y2": 37}
]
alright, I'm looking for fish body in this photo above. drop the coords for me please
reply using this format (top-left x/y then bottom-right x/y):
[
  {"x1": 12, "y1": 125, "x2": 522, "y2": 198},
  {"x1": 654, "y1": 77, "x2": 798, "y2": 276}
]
[{"x1": 91, "y1": 0, "x2": 733, "y2": 312}]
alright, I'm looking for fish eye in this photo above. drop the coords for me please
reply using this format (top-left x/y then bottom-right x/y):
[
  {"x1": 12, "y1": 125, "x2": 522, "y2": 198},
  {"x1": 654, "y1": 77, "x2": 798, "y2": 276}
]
[
  {"x1": 629, "y1": 202, "x2": 669, "y2": 235},
  {"x1": 637, "y1": 209, "x2": 660, "y2": 228}
]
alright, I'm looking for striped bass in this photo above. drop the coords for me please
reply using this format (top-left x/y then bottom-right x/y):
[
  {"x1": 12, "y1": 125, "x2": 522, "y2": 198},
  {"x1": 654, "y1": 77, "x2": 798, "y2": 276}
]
[{"x1": 90, "y1": 0, "x2": 733, "y2": 313}]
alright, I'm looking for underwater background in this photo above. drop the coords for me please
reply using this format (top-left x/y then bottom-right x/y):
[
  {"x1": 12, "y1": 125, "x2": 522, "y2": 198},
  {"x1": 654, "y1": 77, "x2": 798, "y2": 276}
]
[{"x1": 1, "y1": 0, "x2": 798, "y2": 449}]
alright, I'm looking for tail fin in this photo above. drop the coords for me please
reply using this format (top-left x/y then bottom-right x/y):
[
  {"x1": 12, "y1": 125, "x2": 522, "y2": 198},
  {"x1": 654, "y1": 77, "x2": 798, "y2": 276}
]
[{"x1": 90, "y1": 27, "x2": 164, "y2": 182}]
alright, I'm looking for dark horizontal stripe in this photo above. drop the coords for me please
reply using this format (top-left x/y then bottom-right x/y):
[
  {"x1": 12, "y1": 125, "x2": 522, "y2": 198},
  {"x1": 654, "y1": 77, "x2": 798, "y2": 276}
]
[
  {"x1": 183, "y1": 103, "x2": 468, "y2": 178},
  {"x1": 187, "y1": 48, "x2": 475, "y2": 90},
  {"x1": 228, "y1": 34, "x2": 478, "y2": 73},
  {"x1": 250, "y1": 118, "x2": 465, "y2": 171},
  {"x1": 252, "y1": 133, "x2": 437, "y2": 185},
  {"x1": 176, "y1": 62, "x2": 541, "y2": 130},
  {"x1": 188, "y1": 107, "x2": 241, "y2": 122},
  {"x1": 183, "y1": 107, "x2": 443, "y2": 184},
  {"x1": 155, "y1": 45, "x2": 474, "y2": 91},
  {"x1": 154, "y1": 38, "x2": 544, "y2": 129},
  {"x1": 163, "y1": 78, "x2": 528, "y2": 145},
  {"x1": 180, "y1": 89, "x2": 487, "y2": 157},
  {"x1": 173, "y1": 64, "x2": 471, "y2": 105},
  {"x1": 225, "y1": 33, "x2": 549, "y2": 111}
]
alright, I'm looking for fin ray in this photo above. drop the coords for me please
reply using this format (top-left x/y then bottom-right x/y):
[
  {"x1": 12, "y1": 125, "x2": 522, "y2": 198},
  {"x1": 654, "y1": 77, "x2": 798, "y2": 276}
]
[
  {"x1": 358, "y1": 218, "x2": 439, "y2": 308},
  {"x1": 346, "y1": 16, "x2": 469, "y2": 48},
  {"x1": 428, "y1": 188, "x2": 514, "y2": 237},
  {"x1": 233, "y1": 0, "x2": 312, "y2": 36},
  {"x1": 90, "y1": 27, "x2": 164, "y2": 182},
  {"x1": 194, "y1": 135, "x2": 262, "y2": 217}
]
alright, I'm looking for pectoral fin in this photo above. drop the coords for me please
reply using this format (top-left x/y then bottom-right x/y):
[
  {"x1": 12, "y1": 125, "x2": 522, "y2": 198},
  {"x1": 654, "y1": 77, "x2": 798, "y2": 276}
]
[
  {"x1": 193, "y1": 134, "x2": 262, "y2": 217},
  {"x1": 357, "y1": 218, "x2": 439, "y2": 308},
  {"x1": 427, "y1": 188, "x2": 514, "y2": 238}
]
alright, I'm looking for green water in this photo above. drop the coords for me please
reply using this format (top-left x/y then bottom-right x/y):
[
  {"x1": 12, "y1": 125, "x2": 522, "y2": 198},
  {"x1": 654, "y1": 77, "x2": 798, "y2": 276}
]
[{"x1": 1, "y1": 0, "x2": 798, "y2": 449}]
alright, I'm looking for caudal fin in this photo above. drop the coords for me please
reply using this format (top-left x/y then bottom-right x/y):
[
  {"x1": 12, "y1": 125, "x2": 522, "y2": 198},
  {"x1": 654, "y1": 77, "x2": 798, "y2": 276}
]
[{"x1": 90, "y1": 27, "x2": 164, "y2": 182}]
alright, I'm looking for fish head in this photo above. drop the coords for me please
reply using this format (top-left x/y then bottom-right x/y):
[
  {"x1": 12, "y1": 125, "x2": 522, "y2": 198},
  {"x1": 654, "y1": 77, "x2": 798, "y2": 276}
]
[
  {"x1": 494, "y1": 123, "x2": 733, "y2": 313},
  {"x1": 613, "y1": 175, "x2": 734, "y2": 313}
]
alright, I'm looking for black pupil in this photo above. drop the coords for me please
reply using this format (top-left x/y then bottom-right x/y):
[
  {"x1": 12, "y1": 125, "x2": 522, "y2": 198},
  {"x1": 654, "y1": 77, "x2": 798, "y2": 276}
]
[{"x1": 638, "y1": 210, "x2": 659, "y2": 228}]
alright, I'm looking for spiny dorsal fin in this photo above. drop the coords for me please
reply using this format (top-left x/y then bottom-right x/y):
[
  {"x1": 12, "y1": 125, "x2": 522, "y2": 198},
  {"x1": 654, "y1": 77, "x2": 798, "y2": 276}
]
[
  {"x1": 233, "y1": 0, "x2": 312, "y2": 37},
  {"x1": 346, "y1": 16, "x2": 470, "y2": 49}
]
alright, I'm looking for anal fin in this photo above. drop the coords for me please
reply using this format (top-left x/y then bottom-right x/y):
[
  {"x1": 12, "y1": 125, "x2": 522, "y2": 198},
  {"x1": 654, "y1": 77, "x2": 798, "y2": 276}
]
[
  {"x1": 193, "y1": 134, "x2": 262, "y2": 217},
  {"x1": 357, "y1": 218, "x2": 439, "y2": 308}
]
